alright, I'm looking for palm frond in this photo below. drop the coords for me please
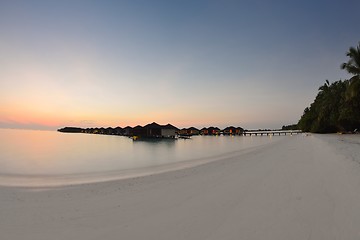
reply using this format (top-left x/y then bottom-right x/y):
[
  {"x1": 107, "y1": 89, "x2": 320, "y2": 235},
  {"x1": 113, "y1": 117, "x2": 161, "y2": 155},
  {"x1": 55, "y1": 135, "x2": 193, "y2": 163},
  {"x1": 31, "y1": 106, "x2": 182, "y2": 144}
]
[
  {"x1": 340, "y1": 62, "x2": 347, "y2": 70},
  {"x1": 344, "y1": 64, "x2": 360, "y2": 75},
  {"x1": 342, "y1": 42, "x2": 360, "y2": 76}
]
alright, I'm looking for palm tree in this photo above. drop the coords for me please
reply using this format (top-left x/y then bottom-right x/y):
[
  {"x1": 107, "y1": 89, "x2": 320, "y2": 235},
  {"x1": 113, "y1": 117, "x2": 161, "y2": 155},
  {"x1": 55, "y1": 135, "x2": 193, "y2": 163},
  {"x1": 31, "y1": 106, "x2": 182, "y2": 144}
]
[
  {"x1": 318, "y1": 79, "x2": 330, "y2": 92},
  {"x1": 340, "y1": 42, "x2": 360, "y2": 131},
  {"x1": 341, "y1": 42, "x2": 360, "y2": 77},
  {"x1": 341, "y1": 42, "x2": 360, "y2": 99}
]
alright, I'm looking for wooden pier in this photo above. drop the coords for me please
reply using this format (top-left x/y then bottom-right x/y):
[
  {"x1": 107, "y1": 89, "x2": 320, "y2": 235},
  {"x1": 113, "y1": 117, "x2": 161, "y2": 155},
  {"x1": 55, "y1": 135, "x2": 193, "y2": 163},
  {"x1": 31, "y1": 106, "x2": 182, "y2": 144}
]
[{"x1": 243, "y1": 130, "x2": 302, "y2": 136}]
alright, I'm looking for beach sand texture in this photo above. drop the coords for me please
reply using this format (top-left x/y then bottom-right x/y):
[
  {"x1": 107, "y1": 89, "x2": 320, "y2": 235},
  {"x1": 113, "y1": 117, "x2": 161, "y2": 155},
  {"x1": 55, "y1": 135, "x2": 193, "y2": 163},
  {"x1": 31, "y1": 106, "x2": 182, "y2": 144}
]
[{"x1": 1, "y1": 134, "x2": 360, "y2": 240}]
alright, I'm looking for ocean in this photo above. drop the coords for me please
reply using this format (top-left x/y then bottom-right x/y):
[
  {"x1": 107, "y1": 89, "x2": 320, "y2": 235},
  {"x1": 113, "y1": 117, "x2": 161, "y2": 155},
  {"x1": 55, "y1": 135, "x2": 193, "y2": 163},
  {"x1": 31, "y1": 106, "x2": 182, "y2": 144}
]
[{"x1": 0, "y1": 128, "x2": 286, "y2": 187}]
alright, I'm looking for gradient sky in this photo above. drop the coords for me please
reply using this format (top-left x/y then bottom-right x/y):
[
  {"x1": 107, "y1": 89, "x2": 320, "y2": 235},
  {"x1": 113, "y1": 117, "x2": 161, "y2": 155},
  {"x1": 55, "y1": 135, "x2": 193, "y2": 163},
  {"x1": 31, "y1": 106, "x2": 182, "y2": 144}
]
[{"x1": 1, "y1": 0, "x2": 359, "y2": 130}]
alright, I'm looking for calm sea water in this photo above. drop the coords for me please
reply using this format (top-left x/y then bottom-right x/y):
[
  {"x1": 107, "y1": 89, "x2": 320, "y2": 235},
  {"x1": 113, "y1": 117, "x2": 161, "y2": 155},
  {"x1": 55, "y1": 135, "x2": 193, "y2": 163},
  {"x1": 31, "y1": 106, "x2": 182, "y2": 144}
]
[{"x1": 0, "y1": 129, "x2": 286, "y2": 186}]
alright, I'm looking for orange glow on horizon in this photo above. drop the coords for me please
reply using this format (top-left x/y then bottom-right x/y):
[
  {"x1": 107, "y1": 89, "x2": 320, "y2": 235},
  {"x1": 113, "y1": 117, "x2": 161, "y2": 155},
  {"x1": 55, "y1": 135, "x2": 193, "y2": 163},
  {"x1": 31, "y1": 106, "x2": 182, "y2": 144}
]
[
  {"x1": 0, "y1": 107, "x2": 252, "y2": 130},
  {"x1": 0, "y1": 100, "x2": 253, "y2": 130}
]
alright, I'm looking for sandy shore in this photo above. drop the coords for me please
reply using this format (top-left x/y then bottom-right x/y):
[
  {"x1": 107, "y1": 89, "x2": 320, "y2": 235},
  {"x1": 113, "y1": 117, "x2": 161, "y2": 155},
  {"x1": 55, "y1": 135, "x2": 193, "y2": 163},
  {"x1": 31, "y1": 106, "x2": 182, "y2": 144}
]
[{"x1": 1, "y1": 134, "x2": 360, "y2": 240}]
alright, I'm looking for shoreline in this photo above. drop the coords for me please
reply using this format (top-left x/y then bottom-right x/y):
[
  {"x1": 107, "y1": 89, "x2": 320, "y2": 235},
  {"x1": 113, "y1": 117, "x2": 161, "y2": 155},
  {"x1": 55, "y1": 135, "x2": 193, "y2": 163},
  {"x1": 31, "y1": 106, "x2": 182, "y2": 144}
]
[{"x1": 1, "y1": 134, "x2": 360, "y2": 239}]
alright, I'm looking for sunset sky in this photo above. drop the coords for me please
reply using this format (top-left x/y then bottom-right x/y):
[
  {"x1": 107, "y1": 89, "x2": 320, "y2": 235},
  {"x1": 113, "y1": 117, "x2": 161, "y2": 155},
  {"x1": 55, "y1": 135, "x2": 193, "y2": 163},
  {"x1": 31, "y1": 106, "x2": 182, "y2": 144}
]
[{"x1": 1, "y1": 0, "x2": 359, "y2": 130}]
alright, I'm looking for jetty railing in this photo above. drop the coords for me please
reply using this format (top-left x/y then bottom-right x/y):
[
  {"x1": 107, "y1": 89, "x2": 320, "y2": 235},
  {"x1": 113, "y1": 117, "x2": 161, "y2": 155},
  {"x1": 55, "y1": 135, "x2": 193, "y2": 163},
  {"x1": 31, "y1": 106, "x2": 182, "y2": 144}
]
[{"x1": 243, "y1": 130, "x2": 302, "y2": 136}]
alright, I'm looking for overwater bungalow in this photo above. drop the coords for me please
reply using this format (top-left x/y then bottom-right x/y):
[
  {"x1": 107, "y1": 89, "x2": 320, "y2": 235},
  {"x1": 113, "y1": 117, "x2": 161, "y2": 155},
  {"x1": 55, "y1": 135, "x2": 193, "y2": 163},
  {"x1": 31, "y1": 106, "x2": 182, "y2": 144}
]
[
  {"x1": 208, "y1": 127, "x2": 220, "y2": 135},
  {"x1": 123, "y1": 126, "x2": 133, "y2": 136},
  {"x1": 200, "y1": 127, "x2": 220, "y2": 135},
  {"x1": 161, "y1": 124, "x2": 178, "y2": 138},
  {"x1": 223, "y1": 126, "x2": 244, "y2": 135},
  {"x1": 133, "y1": 125, "x2": 146, "y2": 137},
  {"x1": 179, "y1": 128, "x2": 187, "y2": 135},
  {"x1": 187, "y1": 127, "x2": 200, "y2": 135},
  {"x1": 236, "y1": 127, "x2": 244, "y2": 135},
  {"x1": 131, "y1": 122, "x2": 178, "y2": 139},
  {"x1": 99, "y1": 127, "x2": 106, "y2": 134},
  {"x1": 106, "y1": 127, "x2": 114, "y2": 135},
  {"x1": 179, "y1": 127, "x2": 200, "y2": 136},
  {"x1": 200, "y1": 127, "x2": 208, "y2": 135},
  {"x1": 114, "y1": 126, "x2": 123, "y2": 135}
]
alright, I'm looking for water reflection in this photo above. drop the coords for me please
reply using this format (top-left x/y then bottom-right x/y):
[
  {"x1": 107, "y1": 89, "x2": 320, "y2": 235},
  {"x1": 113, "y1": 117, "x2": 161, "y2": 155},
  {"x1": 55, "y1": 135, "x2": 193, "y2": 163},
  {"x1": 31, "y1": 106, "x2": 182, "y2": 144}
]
[
  {"x1": 0, "y1": 129, "x2": 284, "y2": 179},
  {"x1": 133, "y1": 138, "x2": 177, "y2": 146}
]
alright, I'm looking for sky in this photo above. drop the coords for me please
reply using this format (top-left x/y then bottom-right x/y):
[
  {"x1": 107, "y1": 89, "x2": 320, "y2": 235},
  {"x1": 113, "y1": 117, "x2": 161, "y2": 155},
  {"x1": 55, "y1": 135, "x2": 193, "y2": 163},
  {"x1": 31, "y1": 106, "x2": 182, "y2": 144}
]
[{"x1": 1, "y1": 0, "x2": 359, "y2": 130}]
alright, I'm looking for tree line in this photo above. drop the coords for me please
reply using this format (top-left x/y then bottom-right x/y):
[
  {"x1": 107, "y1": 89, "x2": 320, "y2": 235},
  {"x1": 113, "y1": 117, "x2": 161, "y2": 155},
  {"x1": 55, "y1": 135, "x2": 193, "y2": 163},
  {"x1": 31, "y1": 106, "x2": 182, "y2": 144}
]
[{"x1": 298, "y1": 42, "x2": 360, "y2": 133}]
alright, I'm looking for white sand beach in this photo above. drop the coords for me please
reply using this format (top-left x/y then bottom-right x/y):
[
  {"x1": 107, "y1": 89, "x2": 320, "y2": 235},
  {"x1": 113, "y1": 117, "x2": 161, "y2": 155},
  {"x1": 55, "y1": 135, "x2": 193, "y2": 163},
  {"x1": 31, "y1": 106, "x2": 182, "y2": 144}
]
[{"x1": 1, "y1": 134, "x2": 360, "y2": 240}]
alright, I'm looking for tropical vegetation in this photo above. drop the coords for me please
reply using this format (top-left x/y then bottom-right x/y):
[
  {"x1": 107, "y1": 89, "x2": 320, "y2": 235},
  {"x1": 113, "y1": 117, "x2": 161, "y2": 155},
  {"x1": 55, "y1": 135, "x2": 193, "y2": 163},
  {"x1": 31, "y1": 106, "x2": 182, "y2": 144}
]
[{"x1": 298, "y1": 42, "x2": 360, "y2": 133}]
